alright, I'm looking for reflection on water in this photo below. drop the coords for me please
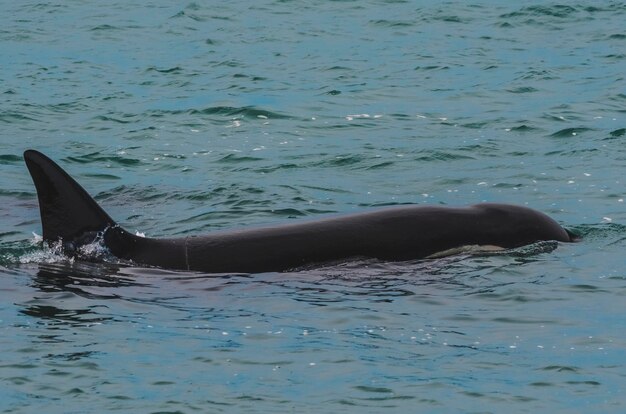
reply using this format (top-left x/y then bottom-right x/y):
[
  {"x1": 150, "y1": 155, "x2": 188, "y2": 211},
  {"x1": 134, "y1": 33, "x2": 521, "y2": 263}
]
[
  {"x1": 32, "y1": 262, "x2": 132, "y2": 296},
  {"x1": 1, "y1": 230, "x2": 623, "y2": 412},
  {"x1": 19, "y1": 238, "x2": 564, "y2": 312}
]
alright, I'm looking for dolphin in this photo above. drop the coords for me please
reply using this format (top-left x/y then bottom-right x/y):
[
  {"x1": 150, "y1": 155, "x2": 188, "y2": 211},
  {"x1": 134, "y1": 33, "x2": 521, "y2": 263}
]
[{"x1": 24, "y1": 149, "x2": 575, "y2": 273}]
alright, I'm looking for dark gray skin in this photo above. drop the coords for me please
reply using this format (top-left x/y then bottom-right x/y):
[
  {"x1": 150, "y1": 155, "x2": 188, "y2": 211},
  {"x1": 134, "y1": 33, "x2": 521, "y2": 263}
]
[{"x1": 24, "y1": 150, "x2": 575, "y2": 274}]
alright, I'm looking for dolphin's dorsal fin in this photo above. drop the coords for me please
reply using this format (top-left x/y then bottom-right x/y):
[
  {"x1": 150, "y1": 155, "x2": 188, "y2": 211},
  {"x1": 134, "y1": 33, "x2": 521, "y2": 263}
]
[{"x1": 24, "y1": 150, "x2": 117, "y2": 245}]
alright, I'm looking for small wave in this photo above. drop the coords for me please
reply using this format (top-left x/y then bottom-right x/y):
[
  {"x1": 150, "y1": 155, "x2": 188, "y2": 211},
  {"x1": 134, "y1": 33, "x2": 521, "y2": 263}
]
[
  {"x1": 508, "y1": 124, "x2": 538, "y2": 132},
  {"x1": 516, "y1": 69, "x2": 557, "y2": 81},
  {"x1": 456, "y1": 121, "x2": 485, "y2": 129},
  {"x1": 188, "y1": 106, "x2": 292, "y2": 120},
  {"x1": 27, "y1": 261, "x2": 139, "y2": 300},
  {"x1": 318, "y1": 154, "x2": 367, "y2": 168},
  {"x1": 144, "y1": 106, "x2": 293, "y2": 122},
  {"x1": 145, "y1": 66, "x2": 183, "y2": 74},
  {"x1": 608, "y1": 93, "x2": 626, "y2": 102},
  {"x1": 414, "y1": 150, "x2": 476, "y2": 162},
  {"x1": 507, "y1": 86, "x2": 538, "y2": 94},
  {"x1": 64, "y1": 153, "x2": 143, "y2": 167},
  {"x1": 268, "y1": 208, "x2": 307, "y2": 218},
  {"x1": 608, "y1": 128, "x2": 625, "y2": 138},
  {"x1": 173, "y1": 185, "x2": 265, "y2": 202},
  {"x1": 217, "y1": 153, "x2": 264, "y2": 163},
  {"x1": 500, "y1": 5, "x2": 579, "y2": 19},
  {"x1": 369, "y1": 19, "x2": 414, "y2": 28},
  {"x1": 91, "y1": 114, "x2": 139, "y2": 124},
  {"x1": 255, "y1": 163, "x2": 301, "y2": 173},
  {"x1": 414, "y1": 65, "x2": 450, "y2": 71},
  {"x1": 291, "y1": 155, "x2": 397, "y2": 171},
  {"x1": 0, "y1": 154, "x2": 22, "y2": 164},
  {"x1": 366, "y1": 161, "x2": 394, "y2": 170},
  {"x1": 549, "y1": 127, "x2": 594, "y2": 138},
  {"x1": 89, "y1": 24, "x2": 119, "y2": 31},
  {"x1": 82, "y1": 173, "x2": 121, "y2": 180},
  {"x1": 0, "y1": 111, "x2": 39, "y2": 124},
  {"x1": 301, "y1": 185, "x2": 353, "y2": 194}
]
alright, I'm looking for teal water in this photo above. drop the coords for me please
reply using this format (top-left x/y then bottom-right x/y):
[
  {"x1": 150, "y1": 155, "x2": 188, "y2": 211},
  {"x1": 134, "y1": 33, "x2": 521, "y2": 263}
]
[{"x1": 1, "y1": 1, "x2": 625, "y2": 412}]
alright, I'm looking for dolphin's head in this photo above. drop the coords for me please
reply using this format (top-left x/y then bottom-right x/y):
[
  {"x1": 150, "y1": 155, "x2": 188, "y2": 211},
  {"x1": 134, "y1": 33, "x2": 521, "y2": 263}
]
[{"x1": 473, "y1": 203, "x2": 575, "y2": 247}]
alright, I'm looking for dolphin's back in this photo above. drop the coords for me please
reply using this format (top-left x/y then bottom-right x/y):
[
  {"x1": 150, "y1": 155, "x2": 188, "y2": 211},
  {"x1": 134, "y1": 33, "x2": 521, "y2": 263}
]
[
  {"x1": 24, "y1": 150, "x2": 574, "y2": 273},
  {"x1": 184, "y1": 204, "x2": 571, "y2": 272}
]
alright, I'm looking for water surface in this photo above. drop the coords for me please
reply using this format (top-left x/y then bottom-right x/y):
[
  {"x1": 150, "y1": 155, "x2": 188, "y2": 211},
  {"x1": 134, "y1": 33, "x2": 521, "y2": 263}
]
[{"x1": 1, "y1": 1, "x2": 625, "y2": 412}]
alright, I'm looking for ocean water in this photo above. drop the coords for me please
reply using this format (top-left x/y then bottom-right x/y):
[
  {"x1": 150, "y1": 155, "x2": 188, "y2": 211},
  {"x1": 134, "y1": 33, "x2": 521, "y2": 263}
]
[{"x1": 1, "y1": 1, "x2": 625, "y2": 412}]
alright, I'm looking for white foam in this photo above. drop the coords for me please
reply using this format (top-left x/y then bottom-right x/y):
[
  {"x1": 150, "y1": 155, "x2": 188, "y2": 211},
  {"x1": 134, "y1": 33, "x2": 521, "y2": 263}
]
[
  {"x1": 19, "y1": 239, "x2": 71, "y2": 265},
  {"x1": 31, "y1": 232, "x2": 43, "y2": 244}
]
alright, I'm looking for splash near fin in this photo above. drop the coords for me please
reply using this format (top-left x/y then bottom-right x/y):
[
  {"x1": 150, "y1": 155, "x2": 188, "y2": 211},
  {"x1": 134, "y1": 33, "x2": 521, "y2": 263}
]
[{"x1": 24, "y1": 150, "x2": 117, "y2": 248}]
